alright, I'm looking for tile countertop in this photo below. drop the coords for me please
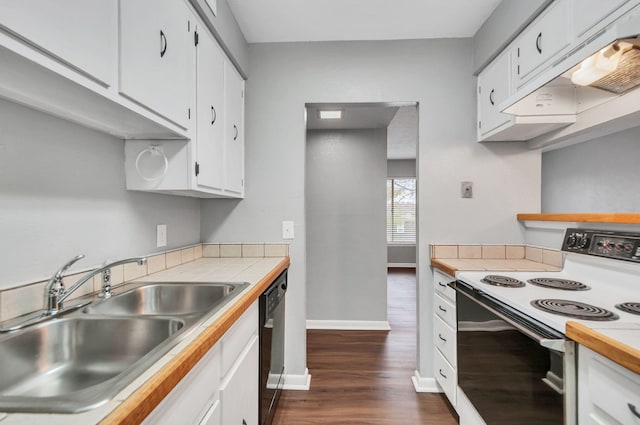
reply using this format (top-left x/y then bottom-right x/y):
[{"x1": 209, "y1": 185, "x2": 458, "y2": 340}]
[
  {"x1": 0, "y1": 257, "x2": 289, "y2": 425},
  {"x1": 431, "y1": 258, "x2": 561, "y2": 277}
]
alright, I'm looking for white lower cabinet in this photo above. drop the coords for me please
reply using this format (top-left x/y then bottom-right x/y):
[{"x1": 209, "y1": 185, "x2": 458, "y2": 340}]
[
  {"x1": 142, "y1": 301, "x2": 258, "y2": 425},
  {"x1": 432, "y1": 269, "x2": 457, "y2": 407},
  {"x1": 578, "y1": 345, "x2": 640, "y2": 425}
]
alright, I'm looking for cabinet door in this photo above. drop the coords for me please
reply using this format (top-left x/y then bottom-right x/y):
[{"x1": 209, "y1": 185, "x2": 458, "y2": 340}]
[
  {"x1": 220, "y1": 335, "x2": 258, "y2": 425},
  {"x1": 120, "y1": 0, "x2": 195, "y2": 129},
  {"x1": 0, "y1": 0, "x2": 117, "y2": 86},
  {"x1": 196, "y1": 26, "x2": 225, "y2": 191},
  {"x1": 477, "y1": 50, "x2": 512, "y2": 139},
  {"x1": 224, "y1": 62, "x2": 245, "y2": 196},
  {"x1": 515, "y1": 0, "x2": 571, "y2": 87},
  {"x1": 573, "y1": 0, "x2": 630, "y2": 38}
]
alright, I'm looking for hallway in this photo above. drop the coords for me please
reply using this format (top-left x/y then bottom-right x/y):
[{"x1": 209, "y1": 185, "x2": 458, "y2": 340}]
[{"x1": 272, "y1": 268, "x2": 458, "y2": 424}]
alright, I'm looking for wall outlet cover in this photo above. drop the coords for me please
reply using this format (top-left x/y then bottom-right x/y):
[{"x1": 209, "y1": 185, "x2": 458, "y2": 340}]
[
  {"x1": 282, "y1": 221, "x2": 294, "y2": 240},
  {"x1": 156, "y1": 224, "x2": 167, "y2": 247},
  {"x1": 461, "y1": 181, "x2": 473, "y2": 198}
]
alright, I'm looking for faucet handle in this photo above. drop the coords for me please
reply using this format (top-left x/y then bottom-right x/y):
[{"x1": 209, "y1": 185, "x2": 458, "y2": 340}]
[{"x1": 49, "y1": 254, "x2": 85, "y2": 287}]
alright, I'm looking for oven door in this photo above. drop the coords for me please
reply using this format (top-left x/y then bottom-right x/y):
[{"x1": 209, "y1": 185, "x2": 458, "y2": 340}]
[{"x1": 453, "y1": 280, "x2": 576, "y2": 425}]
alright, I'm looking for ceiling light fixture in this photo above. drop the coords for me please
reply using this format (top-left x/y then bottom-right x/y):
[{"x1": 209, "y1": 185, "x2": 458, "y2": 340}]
[{"x1": 318, "y1": 109, "x2": 343, "y2": 119}]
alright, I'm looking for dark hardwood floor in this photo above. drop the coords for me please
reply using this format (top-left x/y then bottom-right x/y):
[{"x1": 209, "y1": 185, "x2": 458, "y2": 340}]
[{"x1": 272, "y1": 268, "x2": 458, "y2": 425}]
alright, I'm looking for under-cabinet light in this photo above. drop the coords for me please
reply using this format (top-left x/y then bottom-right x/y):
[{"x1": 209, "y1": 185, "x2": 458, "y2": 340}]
[
  {"x1": 318, "y1": 110, "x2": 343, "y2": 119},
  {"x1": 571, "y1": 42, "x2": 632, "y2": 86}
]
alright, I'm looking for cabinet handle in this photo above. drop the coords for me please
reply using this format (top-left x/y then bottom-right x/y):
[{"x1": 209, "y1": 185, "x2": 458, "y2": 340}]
[
  {"x1": 160, "y1": 30, "x2": 168, "y2": 58},
  {"x1": 233, "y1": 124, "x2": 238, "y2": 140},
  {"x1": 439, "y1": 369, "x2": 447, "y2": 379},
  {"x1": 438, "y1": 282, "x2": 447, "y2": 288},
  {"x1": 438, "y1": 333, "x2": 447, "y2": 342},
  {"x1": 211, "y1": 106, "x2": 217, "y2": 125},
  {"x1": 629, "y1": 403, "x2": 640, "y2": 419},
  {"x1": 536, "y1": 32, "x2": 542, "y2": 54},
  {"x1": 438, "y1": 305, "x2": 447, "y2": 313},
  {"x1": 242, "y1": 420, "x2": 247, "y2": 425},
  {"x1": 489, "y1": 88, "x2": 495, "y2": 105}
]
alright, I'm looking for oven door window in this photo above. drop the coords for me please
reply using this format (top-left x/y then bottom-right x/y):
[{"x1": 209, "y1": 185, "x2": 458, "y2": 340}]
[{"x1": 457, "y1": 289, "x2": 564, "y2": 425}]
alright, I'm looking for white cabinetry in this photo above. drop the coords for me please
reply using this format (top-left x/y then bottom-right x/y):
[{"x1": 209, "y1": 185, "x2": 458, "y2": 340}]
[
  {"x1": 223, "y1": 62, "x2": 245, "y2": 196},
  {"x1": 477, "y1": 50, "x2": 513, "y2": 140},
  {"x1": 143, "y1": 301, "x2": 258, "y2": 425},
  {"x1": 513, "y1": 0, "x2": 571, "y2": 89},
  {"x1": 573, "y1": 0, "x2": 632, "y2": 38},
  {"x1": 119, "y1": 0, "x2": 195, "y2": 129},
  {"x1": 0, "y1": 0, "x2": 117, "y2": 87},
  {"x1": 433, "y1": 269, "x2": 457, "y2": 406},
  {"x1": 578, "y1": 345, "x2": 640, "y2": 425}
]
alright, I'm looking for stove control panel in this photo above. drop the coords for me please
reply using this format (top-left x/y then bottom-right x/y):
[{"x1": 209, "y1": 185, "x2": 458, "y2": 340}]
[{"x1": 562, "y1": 228, "x2": 640, "y2": 263}]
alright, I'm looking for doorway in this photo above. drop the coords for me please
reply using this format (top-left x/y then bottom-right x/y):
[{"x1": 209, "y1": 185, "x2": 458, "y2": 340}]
[{"x1": 304, "y1": 102, "x2": 418, "y2": 329}]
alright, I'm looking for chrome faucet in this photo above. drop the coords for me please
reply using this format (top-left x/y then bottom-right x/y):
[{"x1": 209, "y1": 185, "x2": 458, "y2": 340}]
[{"x1": 44, "y1": 255, "x2": 147, "y2": 315}]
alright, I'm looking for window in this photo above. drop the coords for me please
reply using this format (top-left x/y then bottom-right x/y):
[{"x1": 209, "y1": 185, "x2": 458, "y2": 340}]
[{"x1": 386, "y1": 178, "x2": 416, "y2": 243}]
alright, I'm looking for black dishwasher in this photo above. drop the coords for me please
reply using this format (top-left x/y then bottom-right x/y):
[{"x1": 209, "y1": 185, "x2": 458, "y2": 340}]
[{"x1": 259, "y1": 269, "x2": 287, "y2": 425}]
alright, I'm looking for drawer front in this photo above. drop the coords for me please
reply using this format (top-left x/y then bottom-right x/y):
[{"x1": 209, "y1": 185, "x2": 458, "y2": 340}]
[
  {"x1": 142, "y1": 343, "x2": 221, "y2": 425},
  {"x1": 434, "y1": 349, "x2": 457, "y2": 407},
  {"x1": 221, "y1": 300, "x2": 258, "y2": 377},
  {"x1": 434, "y1": 293, "x2": 456, "y2": 329},
  {"x1": 434, "y1": 314, "x2": 456, "y2": 367},
  {"x1": 581, "y1": 346, "x2": 640, "y2": 425},
  {"x1": 433, "y1": 270, "x2": 456, "y2": 303}
]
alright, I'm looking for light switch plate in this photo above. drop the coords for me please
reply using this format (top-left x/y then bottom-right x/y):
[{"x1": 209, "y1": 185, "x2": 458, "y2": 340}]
[
  {"x1": 461, "y1": 181, "x2": 473, "y2": 198},
  {"x1": 282, "y1": 221, "x2": 294, "y2": 240},
  {"x1": 156, "y1": 224, "x2": 167, "y2": 247}
]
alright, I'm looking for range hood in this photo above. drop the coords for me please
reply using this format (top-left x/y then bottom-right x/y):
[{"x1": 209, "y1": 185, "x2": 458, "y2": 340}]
[{"x1": 501, "y1": 4, "x2": 640, "y2": 149}]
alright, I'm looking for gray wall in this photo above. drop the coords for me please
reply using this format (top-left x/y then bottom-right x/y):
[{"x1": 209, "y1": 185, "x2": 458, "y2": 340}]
[
  {"x1": 306, "y1": 129, "x2": 387, "y2": 322},
  {"x1": 0, "y1": 99, "x2": 201, "y2": 288},
  {"x1": 472, "y1": 0, "x2": 550, "y2": 73},
  {"x1": 542, "y1": 126, "x2": 640, "y2": 213},
  {"x1": 200, "y1": 39, "x2": 541, "y2": 380},
  {"x1": 387, "y1": 159, "x2": 417, "y2": 265}
]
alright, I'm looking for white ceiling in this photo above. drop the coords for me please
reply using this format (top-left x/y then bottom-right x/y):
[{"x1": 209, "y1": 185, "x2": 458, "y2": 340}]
[
  {"x1": 228, "y1": 0, "x2": 501, "y2": 43},
  {"x1": 306, "y1": 104, "x2": 417, "y2": 159}
]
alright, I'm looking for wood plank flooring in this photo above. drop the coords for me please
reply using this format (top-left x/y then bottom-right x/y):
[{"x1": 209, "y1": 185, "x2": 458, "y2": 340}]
[{"x1": 272, "y1": 268, "x2": 458, "y2": 425}]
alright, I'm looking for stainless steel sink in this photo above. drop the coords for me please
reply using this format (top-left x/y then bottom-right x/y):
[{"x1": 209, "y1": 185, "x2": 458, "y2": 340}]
[
  {"x1": 0, "y1": 316, "x2": 183, "y2": 412},
  {"x1": 0, "y1": 281, "x2": 249, "y2": 413},
  {"x1": 85, "y1": 282, "x2": 245, "y2": 316}
]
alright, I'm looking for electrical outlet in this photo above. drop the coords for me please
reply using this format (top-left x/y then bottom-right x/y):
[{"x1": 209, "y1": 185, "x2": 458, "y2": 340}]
[
  {"x1": 282, "y1": 221, "x2": 294, "y2": 240},
  {"x1": 156, "y1": 224, "x2": 167, "y2": 247},
  {"x1": 461, "y1": 181, "x2": 473, "y2": 199}
]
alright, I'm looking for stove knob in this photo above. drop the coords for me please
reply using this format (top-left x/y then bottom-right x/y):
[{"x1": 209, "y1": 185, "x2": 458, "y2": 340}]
[
  {"x1": 566, "y1": 234, "x2": 577, "y2": 248},
  {"x1": 625, "y1": 244, "x2": 633, "y2": 252},
  {"x1": 578, "y1": 236, "x2": 590, "y2": 249},
  {"x1": 615, "y1": 243, "x2": 624, "y2": 251}
]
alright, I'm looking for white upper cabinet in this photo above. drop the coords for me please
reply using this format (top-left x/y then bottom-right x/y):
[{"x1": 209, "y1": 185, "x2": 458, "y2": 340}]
[
  {"x1": 119, "y1": 0, "x2": 195, "y2": 129},
  {"x1": 573, "y1": 0, "x2": 631, "y2": 38},
  {"x1": 223, "y1": 61, "x2": 245, "y2": 197},
  {"x1": 0, "y1": 0, "x2": 117, "y2": 87},
  {"x1": 477, "y1": 50, "x2": 512, "y2": 139},
  {"x1": 196, "y1": 26, "x2": 226, "y2": 192},
  {"x1": 514, "y1": 0, "x2": 571, "y2": 88}
]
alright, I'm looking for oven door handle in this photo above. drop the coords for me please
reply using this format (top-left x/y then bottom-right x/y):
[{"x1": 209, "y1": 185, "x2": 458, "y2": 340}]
[{"x1": 540, "y1": 338, "x2": 566, "y2": 353}]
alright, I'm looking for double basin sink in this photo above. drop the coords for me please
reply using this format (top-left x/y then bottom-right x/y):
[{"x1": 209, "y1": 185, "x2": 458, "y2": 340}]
[{"x1": 0, "y1": 281, "x2": 248, "y2": 413}]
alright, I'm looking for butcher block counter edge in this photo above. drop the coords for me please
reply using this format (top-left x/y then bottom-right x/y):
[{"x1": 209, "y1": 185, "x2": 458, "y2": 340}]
[
  {"x1": 99, "y1": 256, "x2": 290, "y2": 425},
  {"x1": 517, "y1": 213, "x2": 640, "y2": 224},
  {"x1": 566, "y1": 321, "x2": 640, "y2": 375}
]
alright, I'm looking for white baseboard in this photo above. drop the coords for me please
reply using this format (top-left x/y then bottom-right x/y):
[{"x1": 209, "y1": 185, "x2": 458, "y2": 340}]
[
  {"x1": 306, "y1": 320, "x2": 391, "y2": 330},
  {"x1": 387, "y1": 262, "x2": 416, "y2": 268},
  {"x1": 411, "y1": 370, "x2": 442, "y2": 393},
  {"x1": 282, "y1": 368, "x2": 311, "y2": 390}
]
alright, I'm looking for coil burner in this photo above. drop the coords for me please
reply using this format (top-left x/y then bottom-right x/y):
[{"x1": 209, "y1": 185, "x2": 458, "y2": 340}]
[
  {"x1": 527, "y1": 278, "x2": 590, "y2": 291},
  {"x1": 616, "y1": 302, "x2": 640, "y2": 316},
  {"x1": 480, "y1": 275, "x2": 525, "y2": 288},
  {"x1": 531, "y1": 299, "x2": 618, "y2": 321}
]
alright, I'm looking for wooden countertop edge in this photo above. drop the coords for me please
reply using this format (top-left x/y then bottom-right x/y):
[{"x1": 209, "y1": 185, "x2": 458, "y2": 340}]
[
  {"x1": 566, "y1": 321, "x2": 640, "y2": 374},
  {"x1": 430, "y1": 259, "x2": 457, "y2": 277},
  {"x1": 517, "y1": 213, "x2": 640, "y2": 224},
  {"x1": 100, "y1": 257, "x2": 291, "y2": 425}
]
